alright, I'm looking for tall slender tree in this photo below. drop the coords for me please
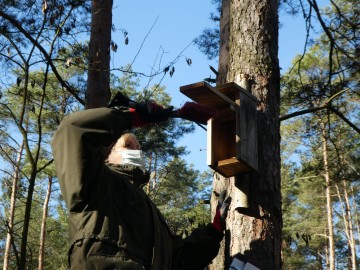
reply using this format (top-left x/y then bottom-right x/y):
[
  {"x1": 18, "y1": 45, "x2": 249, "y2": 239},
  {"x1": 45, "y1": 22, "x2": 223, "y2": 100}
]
[
  {"x1": 38, "y1": 176, "x2": 53, "y2": 270},
  {"x1": 320, "y1": 120, "x2": 335, "y2": 270},
  {"x1": 2, "y1": 140, "x2": 25, "y2": 270}
]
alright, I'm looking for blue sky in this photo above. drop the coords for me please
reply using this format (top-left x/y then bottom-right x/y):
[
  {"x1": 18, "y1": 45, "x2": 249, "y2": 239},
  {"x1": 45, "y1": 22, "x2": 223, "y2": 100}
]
[{"x1": 111, "y1": 1, "x2": 319, "y2": 173}]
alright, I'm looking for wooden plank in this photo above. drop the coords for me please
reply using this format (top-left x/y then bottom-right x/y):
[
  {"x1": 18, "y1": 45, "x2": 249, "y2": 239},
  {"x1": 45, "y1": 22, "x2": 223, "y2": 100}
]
[
  {"x1": 211, "y1": 157, "x2": 252, "y2": 177},
  {"x1": 180, "y1": 81, "x2": 237, "y2": 109},
  {"x1": 218, "y1": 82, "x2": 258, "y2": 102},
  {"x1": 207, "y1": 118, "x2": 214, "y2": 166},
  {"x1": 216, "y1": 107, "x2": 235, "y2": 121}
]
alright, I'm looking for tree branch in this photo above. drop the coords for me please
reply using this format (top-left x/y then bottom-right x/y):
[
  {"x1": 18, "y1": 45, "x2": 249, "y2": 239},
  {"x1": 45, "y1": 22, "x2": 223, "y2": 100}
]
[
  {"x1": 328, "y1": 107, "x2": 360, "y2": 134},
  {"x1": 0, "y1": 10, "x2": 85, "y2": 105},
  {"x1": 280, "y1": 104, "x2": 328, "y2": 121},
  {"x1": 280, "y1": 88, "x2": 360, "y2": 134}
]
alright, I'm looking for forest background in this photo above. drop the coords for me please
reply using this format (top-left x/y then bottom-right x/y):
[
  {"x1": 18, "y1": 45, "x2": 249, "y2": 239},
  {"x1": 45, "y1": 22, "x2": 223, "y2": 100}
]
[{"x1": 0, "y1": 0, "x2": 359, "y2": 269}]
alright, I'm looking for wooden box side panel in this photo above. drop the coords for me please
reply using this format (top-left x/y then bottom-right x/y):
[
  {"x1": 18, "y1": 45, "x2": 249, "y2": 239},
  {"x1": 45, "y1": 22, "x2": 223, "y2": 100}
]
[{"x1": 236, "y1": 92, "x2": 258, "y2": 170}]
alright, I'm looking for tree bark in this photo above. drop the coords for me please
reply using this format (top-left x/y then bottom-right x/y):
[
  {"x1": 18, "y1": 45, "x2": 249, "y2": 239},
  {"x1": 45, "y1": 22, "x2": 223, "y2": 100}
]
[
  {"x1": 86, "y1": 0, "x2": 113, "y2": 108},
  {"x1": 217, "y1": 0, "x2": 230, "y2": 85},
  {"x1": 210, "y1": 0, "x2": 281, "y2": 269}
]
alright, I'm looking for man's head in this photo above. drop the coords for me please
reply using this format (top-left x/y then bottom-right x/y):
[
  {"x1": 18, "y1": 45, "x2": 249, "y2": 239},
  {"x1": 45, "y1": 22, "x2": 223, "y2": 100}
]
[{"x1": 107, "y1": 133, "x2": 141, "y2": 165}]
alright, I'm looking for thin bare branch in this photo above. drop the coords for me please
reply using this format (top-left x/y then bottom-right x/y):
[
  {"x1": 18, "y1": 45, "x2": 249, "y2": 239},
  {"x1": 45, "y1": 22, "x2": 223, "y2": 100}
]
[{"x1": 0, "y1": 10, "x2": 85, "y2": 106}]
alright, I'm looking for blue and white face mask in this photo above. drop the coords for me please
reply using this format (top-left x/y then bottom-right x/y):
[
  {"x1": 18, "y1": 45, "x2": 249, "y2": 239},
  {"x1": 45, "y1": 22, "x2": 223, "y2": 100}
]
[{"x1": 114, "y1": 149, "x2": 145, "y2": 169}]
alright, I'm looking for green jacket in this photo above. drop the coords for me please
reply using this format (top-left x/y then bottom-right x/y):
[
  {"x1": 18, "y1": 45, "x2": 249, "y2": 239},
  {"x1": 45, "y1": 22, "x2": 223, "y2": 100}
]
[{"x1": 51, "y1": 108, "x2": 223, "y2": 270}]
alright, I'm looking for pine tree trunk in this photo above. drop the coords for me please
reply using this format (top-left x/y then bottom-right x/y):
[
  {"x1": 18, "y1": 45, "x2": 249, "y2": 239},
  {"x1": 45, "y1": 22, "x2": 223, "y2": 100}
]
[
  {"x1": 316, "y1": 250, "x2": 323, "y2": 270},
  {"x1": 210, "y1": 0, "x2": 281, "y2": 269},
  {"x1": 350, "y1": 185, "x2": 360, "y2": 248},
  {"x1": 335, "y1": 183, "x2": 353, "y2": 269},
  {"x1": 325, "y1": 237, "x2": 329, "y2": 268},
  {"x1": 38, "y1": 177, "x2": 52, "y2": 270},
  {"x1": 320, "y1": 122, "x2": 335, "y2": 270},
  {"x1": 3, "y1": 142, "x2": 25, "y2": 270},
  {"x1": 342, "y1": 180, "x2": 357, "y2": 270},
  {"x1": 335, "y1": 138, "x2": 357, "y2": 269},
  {"x1": 86, "y1": 0, "x2": 113, "y2": 108},
  {"x1": 19, "y1": 175, "x2": 37, "y2": 269}
]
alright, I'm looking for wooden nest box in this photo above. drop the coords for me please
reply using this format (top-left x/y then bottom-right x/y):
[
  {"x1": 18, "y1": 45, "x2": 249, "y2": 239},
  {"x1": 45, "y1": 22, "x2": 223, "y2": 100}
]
[{"x1": 180, "y1": 81, "x2": 258, "y2": 177}]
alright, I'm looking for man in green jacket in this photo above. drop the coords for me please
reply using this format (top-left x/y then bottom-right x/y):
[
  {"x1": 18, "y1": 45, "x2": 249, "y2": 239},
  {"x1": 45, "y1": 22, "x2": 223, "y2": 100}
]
[{"x1": 51, "y1": 103, "x2": 230, "y2": 270}]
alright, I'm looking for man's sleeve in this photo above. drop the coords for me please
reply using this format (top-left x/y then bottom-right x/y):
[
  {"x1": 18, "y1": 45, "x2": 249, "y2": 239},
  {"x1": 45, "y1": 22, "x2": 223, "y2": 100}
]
[
  {"x1": 173, "y1": 223, "x2": 224, "y2": 270},
  {"x1": 51, "y1": 108, "x2": 132, "y2": 211}
]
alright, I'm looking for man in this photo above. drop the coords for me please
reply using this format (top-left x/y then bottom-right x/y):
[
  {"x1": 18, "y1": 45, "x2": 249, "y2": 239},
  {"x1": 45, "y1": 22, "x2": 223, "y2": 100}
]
[{"x1": 51, "y1": 102, "x2": 230, "y2": 269}]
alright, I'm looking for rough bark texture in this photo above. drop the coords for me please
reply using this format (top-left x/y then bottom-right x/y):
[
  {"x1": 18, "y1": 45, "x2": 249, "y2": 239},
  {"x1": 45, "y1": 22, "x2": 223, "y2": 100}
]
[
  {"x1": 210, "y1": 0, "x2": 281, "y2": 269},
  {"x1": 217, "y1": 0, "x2": 230, "y2": 85},
  {"x1": 86, "y1": 0, "x2": 113, "y2": 109}
]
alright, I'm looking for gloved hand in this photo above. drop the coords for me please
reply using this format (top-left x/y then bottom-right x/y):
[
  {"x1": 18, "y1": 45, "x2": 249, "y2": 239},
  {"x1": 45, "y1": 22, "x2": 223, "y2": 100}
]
[
  {"x1": 212, "y1": 190, "x2": 231, "y2": 232},
  {"x1": 108, "y1": 91, "x2": 173, "y2": 127},
  {"x1": 130, "y1": 101, "x2": 173, "y2": 127}
]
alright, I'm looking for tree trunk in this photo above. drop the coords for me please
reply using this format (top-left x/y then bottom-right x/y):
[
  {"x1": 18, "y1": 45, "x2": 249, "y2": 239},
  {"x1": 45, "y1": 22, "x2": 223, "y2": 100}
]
[
  {"x1": 316, "y1": 250, "x2": 324, "y2": 270},
  {"x1": 350, "y1": 184, "x2": 360, "y2": 248},
  {"x1": 38, "y1": 176, "x2": 53, "y2": 270},
  {"x1": 210, "y1": 0, "x2": 281, "y2": 269},
  {"x1": 342, "y1": 180, "x2": 357, "y2": 270},
  {"x1": 335, "y1": 183, "x2": 353, "y2": 269},
  {"x1": 320, "y1": 122, "x2": 335, "y2": 270},
  {"x1": 217, "y1": 0, "x2": 230, "y2": 86},
  {"x1": 3, "y1": 142, "x2": 25, "y2": 270},
  {"x1": 86, "y1": 0, "x2": 113, "y2": 108},
  {"x1": 334, "y1": 136, "x2": 357, "y2": 269}
]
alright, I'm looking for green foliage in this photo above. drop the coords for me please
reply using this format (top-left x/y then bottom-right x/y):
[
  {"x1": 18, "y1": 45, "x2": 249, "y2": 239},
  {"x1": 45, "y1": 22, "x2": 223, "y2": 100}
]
[
  {"x1": 281, "y1": 160, "x2": 327, "y2": 269},
  {"x1": 0, "y1": 9, "x2": 88, "y2": 264},
  {"x1": 0, "y1": 58, "x2": 211, "y2": 269},
  {"x1": 280, "y1": 1, "x2": 360, "y2": 267},
  {"x1": 41, "y1": 203, "x2": 69, "y2": 270},
  {"x1": 281, "y1": 32, "x2": 359, "y2": 270},
  {"x1": 0, "y1": 178, "x2": 67, "y2": 269},
  {"x1": 150, "y1": 158, "x2": 212, "y2": 235},
  {"x1": 194, "y1": 0, "x2": 221, "y2": 60}
]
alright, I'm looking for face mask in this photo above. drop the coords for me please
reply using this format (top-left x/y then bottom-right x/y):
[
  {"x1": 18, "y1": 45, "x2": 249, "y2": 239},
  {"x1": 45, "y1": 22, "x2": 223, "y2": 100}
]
[{"x1": 115, "y1": 149, "x2": 145, "y2": 168}]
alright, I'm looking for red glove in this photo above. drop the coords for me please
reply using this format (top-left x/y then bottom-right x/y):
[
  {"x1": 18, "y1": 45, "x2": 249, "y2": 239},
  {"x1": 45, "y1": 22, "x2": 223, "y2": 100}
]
[
  {"x1": 212, "y1": 190, "x2": 231, "y2": 232},
  {"x1": 212, "y1": 209, "x2": 223, "y2": 232}
]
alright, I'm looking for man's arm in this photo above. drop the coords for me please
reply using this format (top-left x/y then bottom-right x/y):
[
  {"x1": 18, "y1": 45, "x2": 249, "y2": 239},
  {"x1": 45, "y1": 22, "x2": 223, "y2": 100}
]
[
  {"x1": 173, "y1": 224, "x2": 224, "y2": 270},
  {"x1": 173, "y1": 190, "x2": 231, "y2": 270},
  {"x1": 51, "y1": 108, "x2": 132, "y2": 211}
]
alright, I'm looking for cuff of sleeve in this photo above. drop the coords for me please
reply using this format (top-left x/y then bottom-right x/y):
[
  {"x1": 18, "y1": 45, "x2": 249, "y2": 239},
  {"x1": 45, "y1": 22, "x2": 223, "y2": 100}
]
[
  {"x1": 207, "y1": 223, "x2": 224, "y2": 241},
  {"x1": 110, "y1": 108, "x2": 133, "y2": 130},
  {"x1": 211, "y1": 222, "x2": 223, "y2": 233},
  {"x1": 129, "y1": 108, "x2": 150, "y2": 127}
]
